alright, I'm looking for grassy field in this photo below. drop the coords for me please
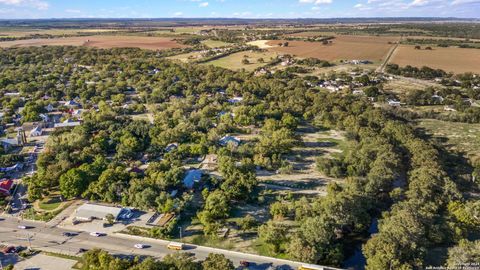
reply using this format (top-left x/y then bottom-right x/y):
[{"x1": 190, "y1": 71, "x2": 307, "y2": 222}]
[
  {"x1": 416, "y1": 119, "x2": 480, "y2": 162},
  {"x1": 389, "y1": 45, "x2": 480, "y2": 74},
  {"x1": 167, "y1": 51, "x2": 204, "y2": 62},
  {"x1": 201, "y1": 39, "x2": 232, "y2": 48},
  {"x1": 203, "y1": 50, "x2": 277, "y2": 71},
  {"x1": 38, "y1": 196, "x2": 63, "y2": 211},
  {"x1": 266, "y1": 35, "x2": 399, "y2": 62},
  {"x1": 383, "y1": 76, "x2": 443, "y2": 95},
  {"x1": 0, "y1": 35, "x2": 187, "y2": 50}
]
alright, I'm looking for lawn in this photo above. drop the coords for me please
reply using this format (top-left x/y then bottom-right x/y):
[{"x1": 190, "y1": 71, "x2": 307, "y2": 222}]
[
  {"x1": 38, "y1": 196, "x2": 63, "y2": 211},
  {"x1": 203, "y1": 51, "x2": 277, "y2": 71}
]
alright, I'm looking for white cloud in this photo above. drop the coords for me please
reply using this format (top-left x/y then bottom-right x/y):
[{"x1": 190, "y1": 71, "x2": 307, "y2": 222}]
[
  {"x1": 0, "y1": 0, "x2": 48, "y2": 10},
  {"x1": 172, "y1": 11, "x2": 183, "y2": 16},
  {"x1": 451, "y1": 0, "x2": 480, "y2": 4},
  {"x1": 299, "y1": 0, "x2": 332, "y2": 5},
  {"x1": 199, "y1": 2, "x2": 209, "y2": 7}
]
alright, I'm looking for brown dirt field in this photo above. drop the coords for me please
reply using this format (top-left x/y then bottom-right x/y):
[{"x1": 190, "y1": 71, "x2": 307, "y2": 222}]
[
  {"x1": 266, "y1": 35, "x2": 399, "y2": 62},
  {"x1": 389, "y1": 45, "x2": 480, "y2": 74},
  {"x1": 0, "y1": 35, "x2": 187, "y2": 50}
]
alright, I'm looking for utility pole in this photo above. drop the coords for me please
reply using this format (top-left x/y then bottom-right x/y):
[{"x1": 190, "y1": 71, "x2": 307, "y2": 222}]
[{"x1": 179, "y1": 226, "x2": 182, "y2": 242}]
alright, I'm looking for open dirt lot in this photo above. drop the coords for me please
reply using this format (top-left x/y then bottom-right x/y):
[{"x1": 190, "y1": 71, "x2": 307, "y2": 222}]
[
  {"x1": 0, "y1": 35, "x2": 187, "y2": 50},
  {"x1": 389, "y1": 45, "x2": 480, "y2": 74},
  {"x1": 266, "y1": 35, "x2": 399, "y2": 62}
]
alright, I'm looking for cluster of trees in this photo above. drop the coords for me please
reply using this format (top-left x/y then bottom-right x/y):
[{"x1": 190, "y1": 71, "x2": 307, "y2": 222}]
[
  {"x1": 79, "y1": 249, "x2": 235, "y2": 270},
  {"x1": 386, "y1": 64, "x2": 449, "y2": 79},
  {"x1": 1, "y1": 45, "x2": 478, "y2": 269}
]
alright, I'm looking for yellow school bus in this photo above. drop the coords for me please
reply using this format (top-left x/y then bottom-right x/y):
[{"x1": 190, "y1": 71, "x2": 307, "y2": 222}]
[{"x1": 167, "y1": 242, "x2": 184, "y2": 250}]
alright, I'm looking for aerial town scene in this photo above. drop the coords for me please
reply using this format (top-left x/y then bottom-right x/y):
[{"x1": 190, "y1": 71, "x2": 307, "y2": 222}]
[{"x1": 0, "y1": 0, "x2": 479, "y2": 270}]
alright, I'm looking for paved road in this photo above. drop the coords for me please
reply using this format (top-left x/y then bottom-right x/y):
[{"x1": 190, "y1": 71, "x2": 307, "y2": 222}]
[{"x1": 0, "y1": 216, "x2": 340, "y2": 270}]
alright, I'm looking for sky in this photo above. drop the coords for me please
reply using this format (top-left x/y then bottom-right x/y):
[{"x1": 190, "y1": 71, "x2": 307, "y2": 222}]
[{"x1": 0, "y1": 0, "x2": 478, "y2": 19}]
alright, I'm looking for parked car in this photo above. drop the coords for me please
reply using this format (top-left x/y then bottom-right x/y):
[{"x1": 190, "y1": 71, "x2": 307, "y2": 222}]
[{"x1": 1, "y1": 246, "x2": 17, "y2": 254}]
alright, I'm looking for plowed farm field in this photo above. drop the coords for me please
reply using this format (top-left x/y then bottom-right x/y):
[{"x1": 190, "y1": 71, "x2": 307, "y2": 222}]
[
  {"x1": 266, "y1": 35, "x2": 399, "y2": 62},
  {"x1": 389, "y1": 45, "x2": 480, "y2": 74},
  {"x1": 0, "y1": 35, "x2": 187, "y2": 50}
]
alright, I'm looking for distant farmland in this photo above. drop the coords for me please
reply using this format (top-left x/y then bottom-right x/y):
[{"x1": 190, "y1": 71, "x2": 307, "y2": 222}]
[
  {"x1": 0, "y1": 35, "x2": 187, "y2": 50},
  {"x1": 389, "y1": 45, "x2": 480, "y2": 74},
  {"x1": 266, "y1": 35, "x2": 399, "y2": 62}
]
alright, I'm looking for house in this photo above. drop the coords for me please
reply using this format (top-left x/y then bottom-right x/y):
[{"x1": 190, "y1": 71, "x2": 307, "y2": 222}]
[
  {"x1": 165, "y1": 143, "x2": 178, "y2": 153},
  {"x1": 388, "y1": 100, "x2": 401, "y2": 107},
  {"x1": 183, "y1": 169, "x2": 202, "y2": 190},
  {"x1": 227, "y1": 97, "x2": 244, "y2": 104},
  {"x1": 29, "y1": 126, "x2": 43, "y2": 137},
  {"x1": 74, "y1": 203, "x2": 125, "y2": 222},
  {"x1": 39, "y1": 113, "x2": 49, "y2": 122},
  {"x1": 219, "y1": 135, "x2": 241, "y2": 147},
  {"x1": 54, "y1": 121, "x2": 81, "y2": 129},
  {"x1": 45, "y1": 104, "x2": 55, "y2": 112},
  {"x1": 0, "y1": 179, "x2": 13, "y2": 196},
  {"x1": 432, "y1": 94, "x2": 444, "y2": 103},
  {"x1": 65, "y1": 100, "x2": 81, "y2": 108}
]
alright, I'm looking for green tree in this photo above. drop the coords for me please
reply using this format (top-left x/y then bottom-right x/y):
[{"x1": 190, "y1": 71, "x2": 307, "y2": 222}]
[
  {"x1": 59, "y1": 168, "x2": 88, "y2": 199},
  {"x1": 202, "y1": 253, "x2": 235, "y2": 270},
  {"x1": 258, "y1": 220, "x2": 288, "y2": 253}
]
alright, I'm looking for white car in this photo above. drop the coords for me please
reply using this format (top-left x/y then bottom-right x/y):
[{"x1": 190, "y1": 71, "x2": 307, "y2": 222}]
[
  {"x1": 17, "y1": 225, "x2": 27, "y2": 229},
  {"x1": 89, "y1": 232, "x2": 104, "y2": 237},
  {"x1": 134, "y1": 244, "x2": 146, "y2": 249}
]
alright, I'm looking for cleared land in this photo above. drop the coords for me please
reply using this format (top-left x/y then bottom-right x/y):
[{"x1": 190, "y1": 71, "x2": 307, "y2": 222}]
[
  {"x1": 201, "y1": 39, "x2": 232, "y2": 48},
  {"x1": 266, "y1": 35, "x2": 399, "y2": 62},
  {"x1": 0, "y1": 35, "x2": 187, "y2": 50},
  {"x1": 417, "y1": 119, "x2": 480, "y2": 162},
  {"x1": 389, "y1": 45, "x2": 480, "y2": 74},
  {"x1": 167, "y1": 51, "x2": 204, "y2": 62},
  {"x1": 203, "y1": 50, "x2": 277, "y2": 71},
  {"x1": 383, "y1": 76, "x2": 443, "y2": 95}
]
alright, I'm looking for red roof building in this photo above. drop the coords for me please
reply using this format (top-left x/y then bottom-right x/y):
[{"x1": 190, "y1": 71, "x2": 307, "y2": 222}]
[{"x1": 0, "y1": 179, "x2": 13, "y2": 196}]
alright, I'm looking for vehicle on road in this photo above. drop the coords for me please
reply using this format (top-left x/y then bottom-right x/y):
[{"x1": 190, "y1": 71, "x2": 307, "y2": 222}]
[
  {"x1": 78, "y1": 248, "x2": 88, "y2": 253},
  {"x1": 89, "y1": 232, "x2": 105, "y2": 237},
  {"x1": 17, "y1": 225, "x2": 27, "y2": 229},
  {"x1": 63, "y1": 232, "x2": 77, "y2": 237},
  {"x1": 240, "y1": 261, "x2": 250, "y2": 267},
  {"x1": 134, "y1": 244, "x2": 147, "y2": 249},
  {"x1": 1, "y1": 246, "x2": 17, "y2": 254},
  {"x1": 298, "y1": 264, "x2": 325, "y2": 270},
  {"x1": 167, "y1": 242, "x2": 184, "y2": 250}
]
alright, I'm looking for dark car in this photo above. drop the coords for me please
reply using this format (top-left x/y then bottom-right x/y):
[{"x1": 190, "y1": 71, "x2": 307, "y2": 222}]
[
  {"x1": 78, "y1": 248, "x2": 88, "y2": 253},
  {"x1": 240, "y1": 261, "x2": 250, "y2": 267},
  {"x1": 62, "y1": 232, "x2": 77, "y2": 237},
  {"x1": 2, "y1": 246, "x2": 17, "y2": 254}
]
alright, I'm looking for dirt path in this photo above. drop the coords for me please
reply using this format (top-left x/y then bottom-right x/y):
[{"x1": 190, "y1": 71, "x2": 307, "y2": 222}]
[{"x1": 377, "y1": 39, "x2": 401, "y2": 73}]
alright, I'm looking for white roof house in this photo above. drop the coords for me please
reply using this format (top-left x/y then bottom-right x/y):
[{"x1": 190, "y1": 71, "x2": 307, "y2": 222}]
[
  {"x1": 219, "y1": 135, "x2": 241, "y2": 147},
  {"x1": 74, "y1": 203, "x2": 124, "y2": 221},
  {"x1": 54, "y1": 121, "x2": 81, "y2": 128},
  {"x1": 29, "y1": 126, "x2": 43, "y2": 137}
]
